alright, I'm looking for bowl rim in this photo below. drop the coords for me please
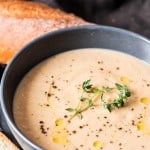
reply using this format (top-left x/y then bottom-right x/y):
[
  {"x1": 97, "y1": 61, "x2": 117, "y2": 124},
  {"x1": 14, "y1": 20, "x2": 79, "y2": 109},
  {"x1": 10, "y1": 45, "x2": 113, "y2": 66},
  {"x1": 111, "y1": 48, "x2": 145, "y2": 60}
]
[
  {"x1": 0, "y1": 24, "x2": 150, "y2": 149},
  {"x1": 5, "y1": 24, "x2": 150, "y2": 67}
]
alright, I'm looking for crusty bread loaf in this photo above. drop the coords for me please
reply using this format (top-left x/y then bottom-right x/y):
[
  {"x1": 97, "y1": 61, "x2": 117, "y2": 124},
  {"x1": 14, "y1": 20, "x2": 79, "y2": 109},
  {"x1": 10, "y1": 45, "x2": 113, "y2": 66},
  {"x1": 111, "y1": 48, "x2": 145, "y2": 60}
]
[
  {"x1": 0, "y1": 132, "x2": 19, "y2": 150},
  {"x1": 0, "y1": 1, "x2": 89, "y2": 64},
  {"x1": 0, "y1": 0, "x2": 27, "y2": 1}
]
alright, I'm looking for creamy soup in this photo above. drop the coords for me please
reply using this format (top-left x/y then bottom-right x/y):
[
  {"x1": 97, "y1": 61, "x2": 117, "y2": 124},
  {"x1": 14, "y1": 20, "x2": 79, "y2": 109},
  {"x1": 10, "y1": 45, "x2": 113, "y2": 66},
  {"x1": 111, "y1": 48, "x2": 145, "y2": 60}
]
[{"x1": 13, "y1": 48, "x2": 150, "y2": 150}]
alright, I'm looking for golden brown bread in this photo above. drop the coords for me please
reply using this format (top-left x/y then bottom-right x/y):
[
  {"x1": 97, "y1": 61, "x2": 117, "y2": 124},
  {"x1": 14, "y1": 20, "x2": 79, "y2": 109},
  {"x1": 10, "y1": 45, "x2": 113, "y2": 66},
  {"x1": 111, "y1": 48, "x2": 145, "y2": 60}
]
[
  {"x1": 0, "y1": 0, "x2": 29, "y2": 1},
  {"x1": 0, "y1": 132, "x2": 19, "y2": 150},
  {"x1": 0, "y1": 1, "x2": 89, "y2": 64},
  {"x1": 0, "y1": 0, "x2": 25, "y2": 1}
]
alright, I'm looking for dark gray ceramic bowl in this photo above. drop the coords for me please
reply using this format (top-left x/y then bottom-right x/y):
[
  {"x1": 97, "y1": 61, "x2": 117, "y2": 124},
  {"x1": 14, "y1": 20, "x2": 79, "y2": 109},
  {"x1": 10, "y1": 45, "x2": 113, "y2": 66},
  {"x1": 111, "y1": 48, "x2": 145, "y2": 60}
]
[{"x1": 0, "y1": 25, "x2": 150, "y2": 150}]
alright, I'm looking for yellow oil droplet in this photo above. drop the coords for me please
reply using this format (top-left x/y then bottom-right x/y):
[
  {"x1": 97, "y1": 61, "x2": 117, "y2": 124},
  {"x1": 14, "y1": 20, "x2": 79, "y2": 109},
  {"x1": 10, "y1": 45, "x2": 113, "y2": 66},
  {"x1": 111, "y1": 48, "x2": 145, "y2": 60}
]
[
  {"x1": 136, "y1": 121, "x2": 145, "y2": 131},
  {"x1": 140, "y1": 97, "x2": 150, "y2": 105},
  {"x1": 52, "y1": 135, "x2": 68, "y2": 144},
  {"x1": 120, "y1": 76, "x2": 130, "y2": 85},
  {"x1": 55, "y1": 118, "x2": 64, "y2": 126},
  {"x1": 52, "y1": 137, "x2": 62, "y2": 144},
  {"x1": 52, "y1": 128, "x2": 68, "y2": 145},
  {"x1": 52, "y1": 119, "x2": 68, "y2": 145},
  {"x1": 93, "y1": 141, "x2": 102, "y2": 149}
]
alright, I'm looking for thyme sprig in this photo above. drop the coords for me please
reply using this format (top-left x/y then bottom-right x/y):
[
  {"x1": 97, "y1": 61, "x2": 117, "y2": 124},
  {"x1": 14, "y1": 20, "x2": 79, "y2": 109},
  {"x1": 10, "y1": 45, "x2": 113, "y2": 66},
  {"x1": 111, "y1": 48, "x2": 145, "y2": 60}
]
[
  {"x1": 101, "y1": 83, "x2": 131, "y2": 112},
  {"x1": 66, "y1": 79, "x2": 131, "y2": 122}
]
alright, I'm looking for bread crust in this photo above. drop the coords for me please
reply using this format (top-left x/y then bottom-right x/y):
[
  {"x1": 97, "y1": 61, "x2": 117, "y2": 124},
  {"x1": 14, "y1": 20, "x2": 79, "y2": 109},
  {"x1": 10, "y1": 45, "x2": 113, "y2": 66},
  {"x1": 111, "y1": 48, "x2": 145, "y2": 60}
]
[
  {"x1": 0, "y1": 1, "x2": 89, "y2": 64},
  {"x1": 0, "y1": 132, "x2": 19, "y2": 150}
]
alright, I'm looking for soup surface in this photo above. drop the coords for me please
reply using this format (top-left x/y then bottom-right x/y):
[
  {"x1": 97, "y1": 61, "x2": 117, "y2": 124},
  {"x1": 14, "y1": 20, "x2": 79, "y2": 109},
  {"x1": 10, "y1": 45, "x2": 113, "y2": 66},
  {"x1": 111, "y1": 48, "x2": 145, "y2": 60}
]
[{"x1": 13, "y1": 48, "x2": 150, "y2": 150}]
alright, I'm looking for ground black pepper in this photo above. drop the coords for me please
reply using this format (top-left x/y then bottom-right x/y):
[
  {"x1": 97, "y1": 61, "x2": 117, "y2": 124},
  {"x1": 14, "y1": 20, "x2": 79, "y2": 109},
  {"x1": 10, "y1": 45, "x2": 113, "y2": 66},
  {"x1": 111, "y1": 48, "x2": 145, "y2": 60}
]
[
  {"x1": 72, "y1": 130, "x2": 77, "y2": 134},
  {"x1": 99, "y1": 129, "x2": 103, "y2": 132},
  {"x1": 40, "y1": 124, "x2": 47, "y2": 135},
  {"x1": 39, "y1": 121, "x2": 44, "y2": 124},
  {"x1": 97, "y1": 61, "x2": 103, "y2": 64},
  {"x1": 146, "y1": 83, "x2": 150, "y2": 87},
  {"x1": 79, "y1": 126, "x2": 83, "y2": 129},
  {"x1": 47, "y1": 93, "x2": 51, "y2": 97},
  {"x1": 118, "y1": 127, "x2": 123, "y2": 130},
  {"x1": 97, "y1": 61, "x2": 101, "y2": 64},
  {"x1": 53, "y1": 85, "x2": 57, "y2": 89},
  {"x1": 64, "y1": 115, "x2": 68, "y2": 118},
  {"x1": 116, "y1": 67, "x2": 120, "y2": 70}
]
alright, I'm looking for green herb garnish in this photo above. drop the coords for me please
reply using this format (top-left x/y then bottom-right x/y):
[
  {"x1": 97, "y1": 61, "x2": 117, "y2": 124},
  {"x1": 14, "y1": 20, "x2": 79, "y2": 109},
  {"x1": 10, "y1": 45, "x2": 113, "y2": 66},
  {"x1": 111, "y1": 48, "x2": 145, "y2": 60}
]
[
  {"x1": 66, "y1": 79, "x2": 131, "y2": 122},
  {"x1": 82, "y1": 79, "x2": 93, "y2": 92}
]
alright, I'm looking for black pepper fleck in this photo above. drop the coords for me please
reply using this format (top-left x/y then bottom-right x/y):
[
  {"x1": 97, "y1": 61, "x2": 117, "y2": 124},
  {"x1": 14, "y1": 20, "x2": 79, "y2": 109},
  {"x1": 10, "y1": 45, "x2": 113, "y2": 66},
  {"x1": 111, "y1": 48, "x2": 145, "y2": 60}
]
[
  {"x1": 137, "y1": 135, "x2": 140, "y2": 138},
  {"x1": 39, "y1": 121, "x2": 44, "y2": 124},
  {"x1": 97, "y1": 61, "x2": 103, "y2": 64},
  {"x1": 131, "y1": 120, "x2": 135, "y2": 126},
  {"x1": 40, "y1": 124, "x2": 47, "y2": 135},
  {"x1": 141, "y1": 145, "x2": 145, "y2": 148},
  {"x1": 72, "y1": 130, "x2": 77, "y2": 134},
  {"x1": 147, "y1": 83, "x2": 150, "y2": 87},
  {"x1": 116, "y1": 67, "x2": 120, "y2": 70},
  {"x1": 118, "y1": 127, "x2": 123, "y2": 130},
  {"x1": 52, "y1": 85, "x2": 57, "y2": 89},
  {"x1": 99, "y1": 129, "x2": 103, "y2": 132},
  {"x1": 79, "y1": 126, "x2": 83, "y2": 129},
  {"x1": 64, "y1": 115, "x2": 68, "y2": 118},
  {"x1": 47, "y1": 93, "x2": 51, "y2": 97}
]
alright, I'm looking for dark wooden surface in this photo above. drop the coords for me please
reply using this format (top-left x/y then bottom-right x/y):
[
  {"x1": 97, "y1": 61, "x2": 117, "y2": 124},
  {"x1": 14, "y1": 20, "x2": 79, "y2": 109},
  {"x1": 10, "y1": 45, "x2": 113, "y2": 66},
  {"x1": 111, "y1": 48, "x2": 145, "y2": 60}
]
[{"x1": 35, "y1": 0, "x2": 150, "y2": 39}]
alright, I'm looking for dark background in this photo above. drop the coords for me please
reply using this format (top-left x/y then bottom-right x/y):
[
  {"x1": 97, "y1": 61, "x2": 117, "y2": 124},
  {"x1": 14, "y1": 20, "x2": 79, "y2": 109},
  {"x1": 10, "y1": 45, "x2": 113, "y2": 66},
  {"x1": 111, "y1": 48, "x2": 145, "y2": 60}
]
[{"x1": 35, "y1": 0, "x2": 150, "y2": 39}]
